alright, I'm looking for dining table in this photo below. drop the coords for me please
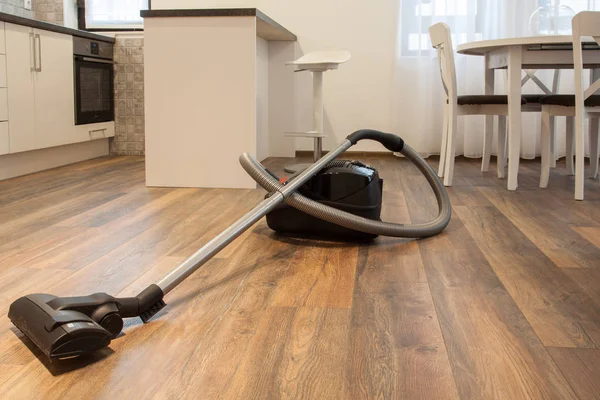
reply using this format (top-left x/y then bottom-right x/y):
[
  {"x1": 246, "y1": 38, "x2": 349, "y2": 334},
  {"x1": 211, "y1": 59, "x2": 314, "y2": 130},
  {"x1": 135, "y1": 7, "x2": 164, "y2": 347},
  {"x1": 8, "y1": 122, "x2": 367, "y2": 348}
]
[{"x1": 457, "y1": 35, "x2": 600, "y2": 191}]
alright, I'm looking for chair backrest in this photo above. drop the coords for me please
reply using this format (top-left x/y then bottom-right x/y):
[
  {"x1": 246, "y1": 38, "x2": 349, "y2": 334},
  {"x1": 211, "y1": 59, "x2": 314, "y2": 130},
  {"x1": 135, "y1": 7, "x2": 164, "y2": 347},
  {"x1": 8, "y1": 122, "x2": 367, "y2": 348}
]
[
  {"x1": 428, "y1": 23, "x2": 458, "y2": 104},
  {"x1": 572, "y1": 11, "x2": 600, "y2": 106}
]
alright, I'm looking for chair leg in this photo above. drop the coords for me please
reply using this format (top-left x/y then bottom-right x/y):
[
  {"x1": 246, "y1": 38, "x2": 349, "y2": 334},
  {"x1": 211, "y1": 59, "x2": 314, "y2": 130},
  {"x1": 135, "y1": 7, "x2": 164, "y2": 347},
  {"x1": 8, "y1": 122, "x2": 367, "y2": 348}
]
[
  {"x1": 589, "y1": 117, "x2": 599, "y2": 179},
  {"x1": 438, "y1": 103, "x2": 449, "y2": 178},
  {"x1": 566, "y1": 116, "x2": 575, "y2": 176},
  {"x1": 550, "y1": 116, "x2": 557, "y2": 168},
  {"x1": 540, "y1": 110, "x2": 552, "y2": 188},
  {"x1": 497, "y1": 116, "x2": 507, "y2": 178},
  {"x1": 482, "y1": 114, "x2": 494, "y2": 172},
  {"x1": 443, "y1": 104, "x2": 458, "y2": 187},
  {"x1": 574, "y1": 112, "x2": 585, "y2": 201}
]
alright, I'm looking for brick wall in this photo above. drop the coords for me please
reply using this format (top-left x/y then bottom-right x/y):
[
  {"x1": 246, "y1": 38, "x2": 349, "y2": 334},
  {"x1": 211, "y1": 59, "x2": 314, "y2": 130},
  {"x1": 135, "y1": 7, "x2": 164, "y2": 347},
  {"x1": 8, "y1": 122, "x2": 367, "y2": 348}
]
[
  {"x1": 0, "y1": 0, "x2": 34, "y2": 18},
  {"x1": 111, "y1": 35, "x2": 145, "y2": 155},
  {"x1": 34, "y1": 0, "x2": 64, "y2": 25}
]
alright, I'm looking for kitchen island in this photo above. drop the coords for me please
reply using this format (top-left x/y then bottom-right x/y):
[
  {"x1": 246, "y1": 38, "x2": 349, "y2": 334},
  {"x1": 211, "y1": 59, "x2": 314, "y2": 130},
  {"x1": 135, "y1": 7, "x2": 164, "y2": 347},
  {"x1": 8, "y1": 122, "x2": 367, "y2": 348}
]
[{"x1": 141, "y1": 8, "x2": 297, "y2": 189}]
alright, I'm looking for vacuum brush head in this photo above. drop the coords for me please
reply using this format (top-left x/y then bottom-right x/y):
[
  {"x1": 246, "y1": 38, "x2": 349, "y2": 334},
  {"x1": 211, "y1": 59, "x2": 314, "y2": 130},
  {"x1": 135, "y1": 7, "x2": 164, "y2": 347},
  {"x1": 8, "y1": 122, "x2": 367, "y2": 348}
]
[
  {"x1": 9, "y1": 294, "x2": 113, "y2": 360},
  {"x1": 8, "y1": 284, "x2": 165, "y2": 360}
]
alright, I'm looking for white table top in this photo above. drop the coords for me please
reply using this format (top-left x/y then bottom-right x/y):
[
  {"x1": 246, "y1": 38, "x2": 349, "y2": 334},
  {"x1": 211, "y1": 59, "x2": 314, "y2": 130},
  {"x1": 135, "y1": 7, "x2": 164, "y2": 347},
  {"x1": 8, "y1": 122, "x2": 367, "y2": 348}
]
[{"x1": 457, "y1": 35, "x2": 591, "y2": 56}]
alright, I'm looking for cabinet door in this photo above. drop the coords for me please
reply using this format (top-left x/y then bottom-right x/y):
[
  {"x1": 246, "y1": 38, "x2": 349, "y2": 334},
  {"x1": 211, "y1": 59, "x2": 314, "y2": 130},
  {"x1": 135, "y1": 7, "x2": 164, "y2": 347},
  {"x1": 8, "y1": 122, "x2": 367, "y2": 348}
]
[
  {"x1": 33, "y1": 29, "x2": 75, "y2": 149},
  {"x1": 5, "y1": 23, "x2": 35, "y2": 153}
]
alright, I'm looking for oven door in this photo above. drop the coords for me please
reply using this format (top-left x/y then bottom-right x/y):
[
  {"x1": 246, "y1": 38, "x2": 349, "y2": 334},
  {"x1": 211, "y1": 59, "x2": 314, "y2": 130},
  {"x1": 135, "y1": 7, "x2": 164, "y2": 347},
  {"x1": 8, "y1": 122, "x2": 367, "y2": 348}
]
[{"x1": 74, "y1": 57, "x2": 114, "y2": 125}]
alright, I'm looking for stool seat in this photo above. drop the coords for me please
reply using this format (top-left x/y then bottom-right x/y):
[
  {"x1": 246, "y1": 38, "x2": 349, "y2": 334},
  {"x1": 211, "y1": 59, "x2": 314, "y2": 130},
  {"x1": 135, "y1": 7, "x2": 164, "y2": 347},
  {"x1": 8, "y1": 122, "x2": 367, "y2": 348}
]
[
  {"x1": 287, "y1": 50, "x2": 351, "y2": 71},
  {"x1": 284, "y1": 50, "x2": 351, "y2": 173}
]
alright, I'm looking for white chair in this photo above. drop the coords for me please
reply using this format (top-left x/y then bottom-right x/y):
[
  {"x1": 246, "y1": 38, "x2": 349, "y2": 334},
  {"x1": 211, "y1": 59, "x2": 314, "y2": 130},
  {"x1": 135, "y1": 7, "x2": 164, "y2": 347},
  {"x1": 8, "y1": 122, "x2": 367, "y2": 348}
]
[
  {"x1": 284, "y1": 50, "x2": 351, "y2": 173},
  {"x1": 539, "y1": 11, "x2": 600, "y2": 200},
  {"x1": 429, "y1": 23, "x2": 529, "y2": 186}
]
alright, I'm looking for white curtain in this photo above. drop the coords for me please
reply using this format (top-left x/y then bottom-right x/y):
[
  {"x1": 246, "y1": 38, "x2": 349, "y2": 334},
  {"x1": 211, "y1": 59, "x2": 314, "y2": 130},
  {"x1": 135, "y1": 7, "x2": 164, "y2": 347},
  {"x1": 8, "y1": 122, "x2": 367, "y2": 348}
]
[{"x1": 393, "y1": 0, "x2": 600, "y2": 159}]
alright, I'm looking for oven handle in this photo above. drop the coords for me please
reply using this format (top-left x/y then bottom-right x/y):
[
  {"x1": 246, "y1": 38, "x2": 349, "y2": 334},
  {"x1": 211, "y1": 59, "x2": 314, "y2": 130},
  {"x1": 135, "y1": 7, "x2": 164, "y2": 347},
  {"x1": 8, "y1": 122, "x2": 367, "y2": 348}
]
[{"x1": 75, "y1": 56, "x2": 115, "y2": 64}]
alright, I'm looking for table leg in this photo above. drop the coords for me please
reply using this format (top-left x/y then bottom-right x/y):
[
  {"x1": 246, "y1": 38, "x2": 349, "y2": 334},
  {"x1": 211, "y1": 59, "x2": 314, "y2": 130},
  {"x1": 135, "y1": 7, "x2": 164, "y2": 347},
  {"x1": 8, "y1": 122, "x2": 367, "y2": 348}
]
[
  {"x1": 506, "y1": 46, "x2": 522, "y2": 191},
  {"x1": 482, "y1": 56, "x2": 495, "y2": 172}
]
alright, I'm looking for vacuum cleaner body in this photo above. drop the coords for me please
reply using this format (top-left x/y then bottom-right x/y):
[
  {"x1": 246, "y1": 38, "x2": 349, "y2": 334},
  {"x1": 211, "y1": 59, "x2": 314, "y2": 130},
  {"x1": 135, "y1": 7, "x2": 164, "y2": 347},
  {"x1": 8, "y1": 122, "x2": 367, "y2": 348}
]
[{"x1": 266, "y1": 161, "x2": 383, "y2": 240}]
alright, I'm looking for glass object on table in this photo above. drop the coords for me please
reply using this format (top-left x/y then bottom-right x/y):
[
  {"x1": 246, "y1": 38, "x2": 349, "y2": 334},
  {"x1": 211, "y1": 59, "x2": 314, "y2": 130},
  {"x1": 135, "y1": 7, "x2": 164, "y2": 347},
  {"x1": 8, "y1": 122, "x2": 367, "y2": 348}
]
[{"x1": 529, "y1": 0, "x2": 576, "y2": 35}]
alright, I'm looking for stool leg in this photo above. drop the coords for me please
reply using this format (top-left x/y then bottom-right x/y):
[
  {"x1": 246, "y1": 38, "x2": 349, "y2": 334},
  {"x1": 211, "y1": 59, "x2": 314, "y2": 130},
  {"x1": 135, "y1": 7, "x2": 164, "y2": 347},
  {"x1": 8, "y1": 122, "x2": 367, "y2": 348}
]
[
  {"x1": 314, "y1": 138, "x2": 322, "y2": 161},
  {"x1": 313, "y1": 71, "x2": 324, "y2": 161}
]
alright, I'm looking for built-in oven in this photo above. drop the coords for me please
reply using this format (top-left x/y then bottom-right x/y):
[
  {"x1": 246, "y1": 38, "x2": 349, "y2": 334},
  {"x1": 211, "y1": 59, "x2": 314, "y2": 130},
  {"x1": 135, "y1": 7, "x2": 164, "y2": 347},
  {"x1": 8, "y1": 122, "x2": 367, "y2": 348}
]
[{"x1": 73, "y1": 37, "x2": 114, "y2": 125}]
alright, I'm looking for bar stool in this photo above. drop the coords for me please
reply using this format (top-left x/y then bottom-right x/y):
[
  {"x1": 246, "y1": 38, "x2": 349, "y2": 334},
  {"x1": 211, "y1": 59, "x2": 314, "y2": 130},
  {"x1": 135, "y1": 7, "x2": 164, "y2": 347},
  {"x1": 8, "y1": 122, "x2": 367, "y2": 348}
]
[{"x1": 284, "y1": 50, "x2": 351, "y2": 173}]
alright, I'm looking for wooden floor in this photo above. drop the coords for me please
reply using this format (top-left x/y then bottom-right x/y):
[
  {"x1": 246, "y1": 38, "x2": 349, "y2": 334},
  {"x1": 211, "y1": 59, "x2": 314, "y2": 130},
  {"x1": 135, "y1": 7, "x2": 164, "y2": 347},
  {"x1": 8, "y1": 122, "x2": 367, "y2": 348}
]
[{"x1": 1, "y1": 154, "x2": 600, "y2": 399}]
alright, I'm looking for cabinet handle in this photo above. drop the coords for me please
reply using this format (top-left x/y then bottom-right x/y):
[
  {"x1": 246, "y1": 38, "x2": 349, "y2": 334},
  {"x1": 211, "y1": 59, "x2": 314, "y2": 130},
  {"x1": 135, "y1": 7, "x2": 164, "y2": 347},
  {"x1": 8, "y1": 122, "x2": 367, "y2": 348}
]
[
  {"x1": 29, "y1": 32, "x2": 35, "y2": 72},
  {"x1": 35, "y1": 34, "x2": 42, "y2": 72}
]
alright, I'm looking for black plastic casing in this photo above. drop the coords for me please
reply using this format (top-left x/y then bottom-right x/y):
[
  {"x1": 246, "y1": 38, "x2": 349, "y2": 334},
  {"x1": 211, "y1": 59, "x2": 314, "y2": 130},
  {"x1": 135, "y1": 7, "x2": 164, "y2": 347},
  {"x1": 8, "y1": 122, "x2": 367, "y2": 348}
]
[
  {"x1": 8, "y1": 294, "x2": 113, "y2": 360},
  {"x1": 266, "y1": 161, "x2": 383, "y2": 241}
]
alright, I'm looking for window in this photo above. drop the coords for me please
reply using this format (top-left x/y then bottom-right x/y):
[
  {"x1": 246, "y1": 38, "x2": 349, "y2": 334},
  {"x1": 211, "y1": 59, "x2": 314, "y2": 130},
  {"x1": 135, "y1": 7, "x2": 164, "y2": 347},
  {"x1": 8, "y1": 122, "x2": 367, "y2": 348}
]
[
  {"x1": 554, "y1": 0, "x2": 600, "y2": 13},
  {"x1": 399, "y1": 0, "x2": 484, "y2": 56},
  {"x1": 85, "y1": 0, "x2": 148, "y2": 30}
]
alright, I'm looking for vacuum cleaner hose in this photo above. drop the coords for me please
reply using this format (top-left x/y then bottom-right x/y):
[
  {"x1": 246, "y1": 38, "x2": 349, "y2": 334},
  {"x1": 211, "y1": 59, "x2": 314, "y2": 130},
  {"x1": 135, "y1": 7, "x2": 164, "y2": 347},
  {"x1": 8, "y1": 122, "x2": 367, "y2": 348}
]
[{"x1": 240, "y1": 131, "x2": 451, "y2": 238}]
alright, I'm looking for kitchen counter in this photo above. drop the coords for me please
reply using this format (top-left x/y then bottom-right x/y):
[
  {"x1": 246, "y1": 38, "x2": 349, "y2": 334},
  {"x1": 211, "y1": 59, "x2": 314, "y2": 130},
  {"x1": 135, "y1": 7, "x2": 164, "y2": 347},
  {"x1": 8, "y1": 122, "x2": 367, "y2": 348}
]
[
  {"x1": 0, "y1": 12, "x2": 114, "y2": 43},
  {"x1": 141, "y1": 8, "x2": 296, "y2": 41},
  {"x1": 142, "y1": 8, "x2": 297, "y2": 188}
]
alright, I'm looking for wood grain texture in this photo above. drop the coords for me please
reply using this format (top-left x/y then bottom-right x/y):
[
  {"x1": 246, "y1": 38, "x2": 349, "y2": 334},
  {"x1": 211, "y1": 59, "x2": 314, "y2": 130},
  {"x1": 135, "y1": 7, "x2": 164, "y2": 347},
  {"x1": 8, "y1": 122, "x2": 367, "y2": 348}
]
[
  {"x1": 547, "y1": 347, "x2": 600, "y2": 400},
  {"x1": 1, "y1": 155, "x2": 599, "y2": 399},
  {"x1": 455, "y1": 204, "x2": 600, "y2": 348},
  {"x1": 478, "y1": 186, "x2": 600, "y2": 268},
  {"x1": 419, "y1": 217, "x2": 578, "y2": 399}
]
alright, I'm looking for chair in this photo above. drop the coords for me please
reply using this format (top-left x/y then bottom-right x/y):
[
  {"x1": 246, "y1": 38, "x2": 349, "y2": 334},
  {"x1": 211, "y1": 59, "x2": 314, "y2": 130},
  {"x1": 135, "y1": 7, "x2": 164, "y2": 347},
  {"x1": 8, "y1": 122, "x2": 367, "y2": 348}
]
[
  {"x1": 539, "y1": 11, "x2": 600, "y2": 200},
  {"x1": 284, "y1": 50, "x2": 351, "y2": 173},
  {"x1": 429, "y1": 23, "x2": 529, "y2": 186}
]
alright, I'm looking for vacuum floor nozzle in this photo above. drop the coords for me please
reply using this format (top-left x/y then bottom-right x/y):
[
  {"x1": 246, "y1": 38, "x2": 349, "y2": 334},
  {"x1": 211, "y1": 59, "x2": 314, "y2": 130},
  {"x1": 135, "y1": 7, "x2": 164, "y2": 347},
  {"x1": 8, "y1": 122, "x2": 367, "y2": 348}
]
[
  {"x1": 8, "y1": 284, "x2": 165, "y2": 360},
  {"x1": 9, "y1": 294, "x2": 113, "y2": 360}
]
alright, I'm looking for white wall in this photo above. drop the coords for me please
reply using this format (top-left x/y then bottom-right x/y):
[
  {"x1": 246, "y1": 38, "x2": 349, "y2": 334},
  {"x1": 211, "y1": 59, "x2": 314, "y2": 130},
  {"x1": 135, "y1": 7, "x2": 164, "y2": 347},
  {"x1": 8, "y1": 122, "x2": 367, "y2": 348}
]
[
  {"x1": 151, "y1": 0, "x2": 400, "y2": 152},
  {"x1": 63, "y1": 0, "x2": 78, "y2": 29}
]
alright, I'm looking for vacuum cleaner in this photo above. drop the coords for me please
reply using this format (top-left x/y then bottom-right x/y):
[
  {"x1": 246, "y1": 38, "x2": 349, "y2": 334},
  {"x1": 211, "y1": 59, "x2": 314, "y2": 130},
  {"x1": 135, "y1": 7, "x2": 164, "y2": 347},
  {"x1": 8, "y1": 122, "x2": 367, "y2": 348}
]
[{"x1": 8, "y1": 130, "x2": 451, "y2": 361}]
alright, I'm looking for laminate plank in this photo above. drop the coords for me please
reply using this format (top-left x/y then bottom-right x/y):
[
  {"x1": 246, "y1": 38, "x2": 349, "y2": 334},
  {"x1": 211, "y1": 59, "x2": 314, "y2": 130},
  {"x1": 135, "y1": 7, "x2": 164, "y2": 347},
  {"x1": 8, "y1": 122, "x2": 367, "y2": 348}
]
[
  {"x1": 560, "y1": 267, "x2": 600, "y2": 309},
  {"x1": 22, "y1": 189, "x2": 205, "y2": 271},
  {"x1": 270, "y1": 244, "x2": 358, "y2": 309},
  {"x1": 0, "y1": 365, "x2": 23, "y2": 387},
  {"x1": 0, "y1": 191, "x2": 125, "y2": 244},
  {"x1": 478, "y1": 187, "x2": 600, "y2": 268},
  {"x1": 0, "y1": 157, "x2": 141, "y2": 207},
  {"x1": 348, "y1": 264, "x2": 457, "y2": 399},
  {"x1": 0, "y1": 226, "x2": 86, "y2": 269},
  {"x1": 41, "y1": 192, "x2": 228, "y2": 297},
  {"x1": 278, "y1": 308, "x2": 350, "y2": 400},
  {"x1": 55, "y1": 188, "x2": 169, "y2": 228},
  {"x1": 454, "y1": 205, "x2": 600, "y2": 347},
  {"x1": 171, "y1": 188, "x2": 263, "y2": 258},
  {"x1": 419, "y1": 217, "x2": 578, "y2": 399},
  {"x1": 547, "y1": 347, "x2": 600, "y2": 400},
  {"x1": 220, "y1": 306, "x2": 297, "y2": 400},
  {"x1": 572, "y1": 226, "x2": 600, "y2": 248}
]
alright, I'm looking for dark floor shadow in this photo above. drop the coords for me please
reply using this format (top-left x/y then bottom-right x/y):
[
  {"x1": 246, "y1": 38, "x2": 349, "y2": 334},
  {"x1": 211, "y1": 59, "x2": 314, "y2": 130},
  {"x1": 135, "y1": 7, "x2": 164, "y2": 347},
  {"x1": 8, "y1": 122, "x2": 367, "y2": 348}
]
[{"x1": 12, "y1": 326, "x2": 114, "y2": 375}]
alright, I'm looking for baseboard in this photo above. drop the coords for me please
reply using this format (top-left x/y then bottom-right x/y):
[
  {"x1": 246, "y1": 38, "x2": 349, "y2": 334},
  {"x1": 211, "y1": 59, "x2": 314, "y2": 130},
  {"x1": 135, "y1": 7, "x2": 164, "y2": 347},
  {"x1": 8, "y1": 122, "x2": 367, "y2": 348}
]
[
  {"x1": 0, "y1": 139, "x2": 109, "y2": 181},
  {"x1": 294, "y1": 150, "x2": 394, "y2": 158}
]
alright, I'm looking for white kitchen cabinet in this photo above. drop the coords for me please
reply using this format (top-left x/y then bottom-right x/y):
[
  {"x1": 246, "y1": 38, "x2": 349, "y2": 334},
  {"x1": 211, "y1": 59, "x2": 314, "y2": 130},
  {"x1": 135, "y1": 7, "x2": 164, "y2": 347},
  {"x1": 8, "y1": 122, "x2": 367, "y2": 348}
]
[
  {"x1": 5, "y1": 23, "x2": 35, "y2": 153},
  {"x1": 5, "y1": 23, "x2": 76, "y2": 153},
  {"x1": 33, "y1": 29, "x2": 75, "y2": 149}
]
